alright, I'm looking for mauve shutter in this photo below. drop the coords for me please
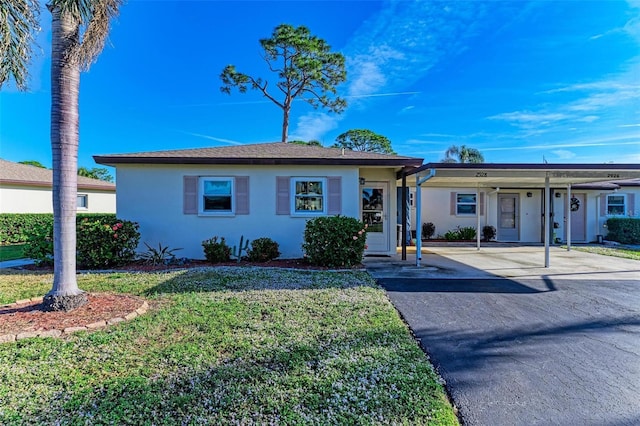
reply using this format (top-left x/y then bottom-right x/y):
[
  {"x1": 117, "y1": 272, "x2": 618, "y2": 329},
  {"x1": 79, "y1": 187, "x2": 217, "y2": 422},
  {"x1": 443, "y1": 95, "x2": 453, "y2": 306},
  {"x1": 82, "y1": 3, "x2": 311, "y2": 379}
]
[
  {"x1": 327, "y1": 176, "x2": 342, "y2": 215},
  {"x1": 183, "y1": 176, "x2": 198, "y2": 214},
  {"x1": 479, "y1": 192, "x2": 485, "y2": 216},
  {"x1": 276, "y1": 176, "x2": 290, "y2": 215},
  {"x1": 450, "y1": 192, "x2": 456, "y2": 215},
  {"x1": 235, "y1": 176, "x2": 249, "y2": 215},
  {"x1": 628, "y1": 193, "x2": 635, "y2": 216},
  {"x1": 600, "y1": 194, "x2": 607, "y2": 216}
]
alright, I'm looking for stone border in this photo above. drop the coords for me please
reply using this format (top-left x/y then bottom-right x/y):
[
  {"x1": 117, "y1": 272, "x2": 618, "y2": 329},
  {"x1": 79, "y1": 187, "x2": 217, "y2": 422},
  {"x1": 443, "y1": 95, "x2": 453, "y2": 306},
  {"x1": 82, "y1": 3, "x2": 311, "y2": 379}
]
[{"x1": 0, "y1": 297, "x2": 149, "y2": 344}]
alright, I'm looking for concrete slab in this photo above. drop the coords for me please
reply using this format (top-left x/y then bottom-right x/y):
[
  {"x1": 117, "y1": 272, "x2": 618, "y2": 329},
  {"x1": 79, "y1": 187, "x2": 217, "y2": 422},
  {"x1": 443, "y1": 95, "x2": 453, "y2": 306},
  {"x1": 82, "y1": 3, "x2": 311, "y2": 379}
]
[{"x1": 364, "y1": 245, "x2": 640, "y2": 281}]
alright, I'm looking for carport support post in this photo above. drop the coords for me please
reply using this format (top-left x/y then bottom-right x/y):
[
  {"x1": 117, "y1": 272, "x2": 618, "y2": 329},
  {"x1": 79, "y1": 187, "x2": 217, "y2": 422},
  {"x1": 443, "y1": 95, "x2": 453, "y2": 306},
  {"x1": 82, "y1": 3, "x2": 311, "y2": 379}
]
[
  {"x1": 544, "y1": 175, "x2": 550, "y2": 268},
  {"x1": 415, "y1": 177, "x2": 422, "y2": 266},
  {"x1": 566, "y1": 184, "x2": 572, "y2": 252},
  {"x1": 476, "y1": 185, "x2": 481, "y2": 251}
]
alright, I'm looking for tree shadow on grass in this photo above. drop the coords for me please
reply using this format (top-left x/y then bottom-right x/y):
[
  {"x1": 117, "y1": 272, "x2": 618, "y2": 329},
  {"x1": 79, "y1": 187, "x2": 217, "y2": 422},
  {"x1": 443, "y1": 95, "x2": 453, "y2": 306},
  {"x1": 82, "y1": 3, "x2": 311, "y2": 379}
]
[
  {"x1": 20, "y1": 327, "x2": 453, "y2": 425},
  {"x1": 143, "y1": 267, "x2": 376, "y2": 296}
]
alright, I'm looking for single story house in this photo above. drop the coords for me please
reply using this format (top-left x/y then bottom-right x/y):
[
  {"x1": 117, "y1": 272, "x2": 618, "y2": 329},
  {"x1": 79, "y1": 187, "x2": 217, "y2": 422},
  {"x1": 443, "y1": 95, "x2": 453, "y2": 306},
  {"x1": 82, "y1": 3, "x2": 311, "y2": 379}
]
[
  {"x1": 0, "y1": 159, "x2": 116, "y2": 214},
  {"x1": 94, "y1": 143, "x2": 422, "y2": 259}
]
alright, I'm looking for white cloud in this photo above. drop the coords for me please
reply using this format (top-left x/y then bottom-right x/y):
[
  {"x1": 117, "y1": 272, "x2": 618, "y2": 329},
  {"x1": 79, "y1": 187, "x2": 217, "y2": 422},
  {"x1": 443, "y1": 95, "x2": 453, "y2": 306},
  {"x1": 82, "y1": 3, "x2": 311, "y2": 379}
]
[
  {"x1": 292, "y1": 112, "x2": 340, "y2": 142},
  {"x1": 489, "y1": 111, "x2": 571, "y2": 126},
  {"x1": 175, "y1": 130, "x2": 243, "y2": 145},
  {"x1": 552, "y1": 149, "x2": 576, "y2": 160}
]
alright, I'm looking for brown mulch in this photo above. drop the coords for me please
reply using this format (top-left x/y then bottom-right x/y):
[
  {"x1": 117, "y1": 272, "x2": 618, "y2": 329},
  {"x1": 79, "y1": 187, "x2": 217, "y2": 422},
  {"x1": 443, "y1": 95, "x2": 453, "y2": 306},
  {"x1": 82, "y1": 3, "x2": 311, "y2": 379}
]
[
  {"x1": 22, "y1": 258, "x2": 364, "y2": 272},
  {"x1": 0, "y1": 293, "x2": 144, "y2": 335},
  {"x1": 3, "y1": 259, "x2": 364, "y2": 338}
]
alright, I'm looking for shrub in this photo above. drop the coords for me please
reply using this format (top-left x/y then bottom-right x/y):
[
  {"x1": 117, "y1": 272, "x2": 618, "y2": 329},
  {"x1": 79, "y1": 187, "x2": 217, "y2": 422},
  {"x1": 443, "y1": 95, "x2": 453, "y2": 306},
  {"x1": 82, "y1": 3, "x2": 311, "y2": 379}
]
[
  {"x1": 0, "y1": 213, "x2": 115, "y2": 245},
  {"x1": 247, "y1": 237, "x2": 281, "y2": 262},
  {"x1": 482, "y1": 225, "x2": 496, "y2": 241},
  {"x1": 202, "y1": 236, "x2": 231, "y2": 263},
  {"x1": 422, "y1": 222, "x2": 435, "y2": 240},
  {"x1": 24, "y1": 223, "x2": 54, "y2": 266},
  {"x1": 23, "y1": 216, "x2": 139, "y2": 268},
  {"x1": 76, "y1": 218, "x2": 140, "y2": 268},
  {"x1": 444, "y1": 226, "x2": 477, "y2": 241},
  {"x1": 606, "y1": 218, "x2": 640, "y2": 245},
  {"x1": 302, "y1": 216, "x2": 367, "y2": 267},
  {"x1": 139, "y1": 242, "x2": 183, "y2": 266}
]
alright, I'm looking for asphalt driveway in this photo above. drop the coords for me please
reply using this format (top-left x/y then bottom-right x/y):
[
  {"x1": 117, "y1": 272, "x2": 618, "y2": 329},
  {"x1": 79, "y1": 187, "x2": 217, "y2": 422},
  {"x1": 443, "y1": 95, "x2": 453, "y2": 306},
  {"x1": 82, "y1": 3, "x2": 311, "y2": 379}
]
[{"x1": 368, "y1": 248, "x2": 640, "y2": 425}]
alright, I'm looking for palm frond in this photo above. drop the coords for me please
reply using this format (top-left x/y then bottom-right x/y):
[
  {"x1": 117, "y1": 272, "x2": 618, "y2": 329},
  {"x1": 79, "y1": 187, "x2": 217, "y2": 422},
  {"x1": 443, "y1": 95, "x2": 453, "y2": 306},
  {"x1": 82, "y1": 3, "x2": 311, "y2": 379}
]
[
  {"x1": 52, "y1": 0, "x2": 123, "y2": 69},
  {"x1": 0, "y1": 0, "x2": 40, "y2": 90}
]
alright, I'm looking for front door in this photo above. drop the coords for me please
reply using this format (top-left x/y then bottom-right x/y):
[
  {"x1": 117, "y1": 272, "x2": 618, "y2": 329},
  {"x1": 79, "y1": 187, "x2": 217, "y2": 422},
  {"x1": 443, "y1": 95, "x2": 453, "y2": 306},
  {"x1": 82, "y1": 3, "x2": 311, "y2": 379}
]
[
  {"x1": 568, "y1": 193, "x2": 586, "y2": 242},
  {"x1": 498, "y1": 193, "x2": 520, "y2": 241},
  {"x1": 362, "y1": 183, "x2": 389, "y2": 253}
]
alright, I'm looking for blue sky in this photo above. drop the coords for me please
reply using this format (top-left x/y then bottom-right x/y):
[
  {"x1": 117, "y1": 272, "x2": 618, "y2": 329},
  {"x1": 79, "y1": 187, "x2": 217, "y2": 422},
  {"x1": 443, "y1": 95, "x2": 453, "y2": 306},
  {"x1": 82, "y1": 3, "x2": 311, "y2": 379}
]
[{"x1": 1, "y1": 0, "x2": 639, "y2": 170}]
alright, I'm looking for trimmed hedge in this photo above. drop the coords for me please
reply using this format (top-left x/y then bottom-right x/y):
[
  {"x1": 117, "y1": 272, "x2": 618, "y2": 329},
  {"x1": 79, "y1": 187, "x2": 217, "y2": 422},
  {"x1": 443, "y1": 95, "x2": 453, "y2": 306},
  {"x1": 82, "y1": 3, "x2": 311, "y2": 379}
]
[
  {"x1": 0, "y1": 213, "x2": 116, "y2": 245},
  {"x1": 606, "y1": 218, "x2": 640, "y2": 245}
]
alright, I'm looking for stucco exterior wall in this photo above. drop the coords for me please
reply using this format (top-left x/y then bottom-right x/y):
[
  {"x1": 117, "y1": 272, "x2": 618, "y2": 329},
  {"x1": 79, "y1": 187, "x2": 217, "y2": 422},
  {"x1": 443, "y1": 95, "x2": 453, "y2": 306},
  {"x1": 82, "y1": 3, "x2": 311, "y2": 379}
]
[
  {"x1": 115, "y1": 164, "x2": 392, "y2": 259},
  {"x1": 0, "y1": 185, "x2": 115, "y2": 213},
  {"x1": 553, "y1": 188, "x2": 639, "y2": 243},
  {"x1": 415, "y1": 186, "x2": 639, "y2": 244}
]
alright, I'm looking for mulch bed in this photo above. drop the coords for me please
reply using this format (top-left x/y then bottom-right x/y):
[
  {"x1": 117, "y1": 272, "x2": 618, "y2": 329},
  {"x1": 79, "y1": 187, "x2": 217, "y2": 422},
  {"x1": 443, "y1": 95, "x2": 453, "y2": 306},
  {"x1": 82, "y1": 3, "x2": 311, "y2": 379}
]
[
  {"x1": 0, "y1": 294, "x2": 144, "y2": 335},
  {"x1": 22, "y1": 258, "x2": 364, "y2": 273}
]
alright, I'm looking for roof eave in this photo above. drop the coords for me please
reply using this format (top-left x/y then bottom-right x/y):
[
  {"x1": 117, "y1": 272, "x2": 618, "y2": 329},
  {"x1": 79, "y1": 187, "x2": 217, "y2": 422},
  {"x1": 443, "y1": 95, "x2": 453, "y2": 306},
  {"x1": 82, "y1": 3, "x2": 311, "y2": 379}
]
[{"x1": 93, "y1": 156, "x2": 423, "y2": 168}]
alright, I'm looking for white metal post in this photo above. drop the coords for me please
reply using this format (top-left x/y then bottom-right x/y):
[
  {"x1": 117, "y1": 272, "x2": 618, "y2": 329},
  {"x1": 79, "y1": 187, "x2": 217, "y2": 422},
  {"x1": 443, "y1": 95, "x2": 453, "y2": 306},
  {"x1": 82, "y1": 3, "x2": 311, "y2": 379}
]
[
  {"x1": 415, "y1": 178, "x2": 422, "y2": 267},
  {"x1": 476, "y1": 185, "x2": 481, "y2": 250},
  {"x1": 544, "y1": 175, "x2": 550, "y2": 268},
  {"x1": 566, "y1": 184, "x2": 572, "y2": 251}
]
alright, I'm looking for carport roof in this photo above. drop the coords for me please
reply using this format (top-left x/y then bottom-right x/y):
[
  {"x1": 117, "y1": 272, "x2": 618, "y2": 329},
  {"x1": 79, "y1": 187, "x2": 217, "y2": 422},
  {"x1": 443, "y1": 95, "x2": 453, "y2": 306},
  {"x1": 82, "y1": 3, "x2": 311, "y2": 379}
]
[{"x1": 401, "y1": 163, "x2": 640, "y2": 188}]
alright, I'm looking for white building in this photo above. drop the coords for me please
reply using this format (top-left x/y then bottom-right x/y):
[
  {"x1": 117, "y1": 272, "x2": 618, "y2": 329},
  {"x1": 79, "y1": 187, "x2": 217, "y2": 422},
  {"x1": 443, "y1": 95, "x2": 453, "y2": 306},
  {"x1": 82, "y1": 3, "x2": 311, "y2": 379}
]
[
  {"x1": 0, "y1": 159, "x2": 116, "y2": 214},
  {"x1": 94, "y1": 143, "x2": 422, "y2": 259}
]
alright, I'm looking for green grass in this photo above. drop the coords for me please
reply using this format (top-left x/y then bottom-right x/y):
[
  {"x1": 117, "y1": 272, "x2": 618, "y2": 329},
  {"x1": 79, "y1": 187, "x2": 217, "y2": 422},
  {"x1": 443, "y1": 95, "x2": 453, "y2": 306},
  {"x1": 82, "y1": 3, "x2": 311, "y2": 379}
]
[
  {"x1": 0, "y1": 244, "x2": 27, "y2": 262},
  {"x1": 569, "y1": 245, "x2": 640, "y2": 261},
  {"x1": 0, "y1": 267, "x2": 458, "y2": 425}
]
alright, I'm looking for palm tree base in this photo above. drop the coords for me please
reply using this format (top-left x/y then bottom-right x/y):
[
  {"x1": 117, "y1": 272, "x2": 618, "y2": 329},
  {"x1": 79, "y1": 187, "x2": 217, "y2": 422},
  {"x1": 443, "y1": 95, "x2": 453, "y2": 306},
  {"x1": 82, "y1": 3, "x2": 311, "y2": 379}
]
[{"x1": 42, "y1": 292, "x2": 88, "y2": 312}]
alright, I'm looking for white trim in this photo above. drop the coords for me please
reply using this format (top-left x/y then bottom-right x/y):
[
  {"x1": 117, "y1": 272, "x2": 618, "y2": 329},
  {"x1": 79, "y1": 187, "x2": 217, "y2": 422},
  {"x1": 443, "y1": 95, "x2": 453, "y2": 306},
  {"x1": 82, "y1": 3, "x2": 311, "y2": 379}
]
[
  {"x1": 456, "y1": 192, "x2": 477, "y2": 216},
  {"x1": 77, "y1": 193, "x2": 88, "y2": 210},
  {"x1": 606, "y1": 193, "x2": 626, "y2": 216},
  {"x1": 198, "y1": 177, "x2": 235, "y2": 216},
  {"x1": 290, "y1": 177, "x2": 327, "y2": 216}
]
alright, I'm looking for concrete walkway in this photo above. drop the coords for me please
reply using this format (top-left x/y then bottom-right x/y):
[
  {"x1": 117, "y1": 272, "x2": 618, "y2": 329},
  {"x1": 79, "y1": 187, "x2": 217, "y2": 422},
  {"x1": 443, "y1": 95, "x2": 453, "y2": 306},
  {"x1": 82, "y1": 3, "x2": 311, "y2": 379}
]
[
  {"x1": 364, "y1": 245, "x2": 640, "y2": 426},
  {"x1": 0, "y1": 258, "x2": 35, "y2": 269}
]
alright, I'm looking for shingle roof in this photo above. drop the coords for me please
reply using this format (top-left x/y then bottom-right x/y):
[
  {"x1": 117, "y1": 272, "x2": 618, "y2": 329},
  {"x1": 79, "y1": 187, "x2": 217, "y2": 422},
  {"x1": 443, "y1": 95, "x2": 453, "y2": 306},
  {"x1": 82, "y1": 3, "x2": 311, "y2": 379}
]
[
  {"x1": 93, "y1": 142, "x2": 424, "y2": 167},
  {"x1": 0, "y1": 159, "x2": 116, "y2": 190}
]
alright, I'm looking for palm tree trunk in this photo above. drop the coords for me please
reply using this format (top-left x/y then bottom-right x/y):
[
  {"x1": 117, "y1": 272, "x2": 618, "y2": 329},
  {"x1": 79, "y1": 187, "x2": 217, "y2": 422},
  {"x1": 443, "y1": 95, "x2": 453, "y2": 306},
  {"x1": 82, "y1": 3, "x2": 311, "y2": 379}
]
[{"x1": 43, "y1": 4, "x2": 87, "y2": 312}]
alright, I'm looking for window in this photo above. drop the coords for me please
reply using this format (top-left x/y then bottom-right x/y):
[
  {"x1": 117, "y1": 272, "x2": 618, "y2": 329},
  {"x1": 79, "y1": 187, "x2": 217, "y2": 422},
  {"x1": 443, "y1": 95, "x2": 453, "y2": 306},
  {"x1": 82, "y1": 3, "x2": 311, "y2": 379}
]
[
  {"x1": 199, "y1": 177, "x2": 234, "y2": 214},
  {"x1": 292, "y1": 178, "x2": 326, "y2": 214},
  {"x1": 77, "y1": 194, "x2": 88, "y2": 209},
  {"x1": 607, "y1": 194, "x2": 626, "y2": 216},
  {"x1": 456, "y1": 193, "x2": 477, "y2": 215}
]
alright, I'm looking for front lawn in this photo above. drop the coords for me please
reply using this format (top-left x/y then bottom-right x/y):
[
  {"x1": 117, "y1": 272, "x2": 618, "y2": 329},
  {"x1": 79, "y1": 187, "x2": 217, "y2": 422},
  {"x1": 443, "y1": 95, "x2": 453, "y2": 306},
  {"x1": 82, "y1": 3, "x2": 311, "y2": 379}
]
[
  {"x1": 0, "y1": 268, "x2": 458, "y2": 425},
  {"x1": 569, "y1": 245, "x2": 640, "y2": 261},
  {"x1": 0, "y1": 244, "x2": 27, "y2": 261}
]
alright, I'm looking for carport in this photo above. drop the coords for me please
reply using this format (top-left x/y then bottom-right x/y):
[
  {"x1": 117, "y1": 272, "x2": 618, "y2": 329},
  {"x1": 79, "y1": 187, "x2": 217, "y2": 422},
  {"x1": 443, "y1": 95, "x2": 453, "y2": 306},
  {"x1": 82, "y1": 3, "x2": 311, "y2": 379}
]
[{"x1": 399, "y1": 163, "x2": 640, "y2": 267}]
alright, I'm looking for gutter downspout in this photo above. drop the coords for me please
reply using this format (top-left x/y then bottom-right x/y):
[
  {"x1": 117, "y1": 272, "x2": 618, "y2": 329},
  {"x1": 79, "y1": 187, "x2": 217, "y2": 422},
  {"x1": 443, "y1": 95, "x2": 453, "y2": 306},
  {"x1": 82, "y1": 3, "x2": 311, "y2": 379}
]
[{"x1": 416, "y1": 169, "x2": 436, "y2": 267}]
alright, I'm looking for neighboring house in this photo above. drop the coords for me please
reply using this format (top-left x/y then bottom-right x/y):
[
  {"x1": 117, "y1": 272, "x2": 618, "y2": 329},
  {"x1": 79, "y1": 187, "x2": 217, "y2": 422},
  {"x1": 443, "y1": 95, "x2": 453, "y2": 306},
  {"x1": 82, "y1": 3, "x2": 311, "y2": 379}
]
[
  {"x1": 406, "y1": 164, "x2": 640, "y2": 245},
  {"x1": 94, "y1": 143, "x2": 422, "y2": 259},
  {"x1": 0, "y1": 159, "x2": 116, "y2": 214}
]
